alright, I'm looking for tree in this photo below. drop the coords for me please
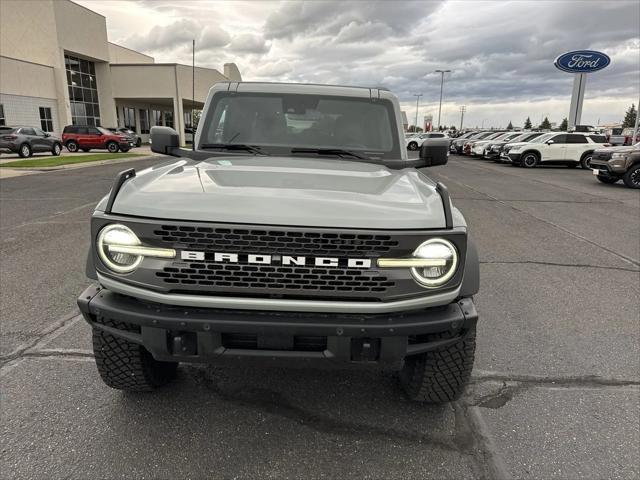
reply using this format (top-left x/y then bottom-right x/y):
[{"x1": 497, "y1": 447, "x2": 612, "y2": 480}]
[
  {"x1": 524, "y1": 117, "x2": 532, "y2": 129},
  {"x1": 622, "y1": 104, "x2": 637, "y2": 128},
  {"x1": 407, "y1": 125, "x2": 423, "y2": 133},
  {"x1": 559, "y1": 117, "x2": 568, "y2": 131},
  {"x1": 450, "y1": 125, "x2": 457, "y2": 132},
  {"x1": 539, "y1": 117, "x2": 552, "y2": 130},
  {"x1": 506, "y1": 121, "x2": 513, "y2": 130}
]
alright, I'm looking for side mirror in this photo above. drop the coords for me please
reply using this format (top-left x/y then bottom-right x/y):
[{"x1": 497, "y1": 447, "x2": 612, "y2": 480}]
[
  {"x1": 418, "y1": 138, "x2": 449, "y2": 167},
  {"x1": 546, "y1": 140, "x2": 554, "y2": 145},
  {"x1": 44, "y1": 132, "x2": 51, "y2": 137},
  {"x1": 150, "y1": 126, "x2": 180, "y2": 155}
]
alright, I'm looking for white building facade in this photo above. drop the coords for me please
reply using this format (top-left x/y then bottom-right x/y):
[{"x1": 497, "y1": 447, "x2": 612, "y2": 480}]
[{"x1": 0, "y1": 0, "x2": 242, "y2": 145}]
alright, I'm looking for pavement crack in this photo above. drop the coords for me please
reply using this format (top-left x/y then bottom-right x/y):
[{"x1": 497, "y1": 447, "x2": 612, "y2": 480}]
[
  {"x1": 480, "y1": 260, "x2": 640, "y2": 273},
  {"x1": 472, "y1": 371, "x2": 640, "y2": 389}
]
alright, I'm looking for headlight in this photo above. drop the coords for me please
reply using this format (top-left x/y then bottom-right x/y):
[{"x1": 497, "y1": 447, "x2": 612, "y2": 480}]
[
  {"x1": 411, "y1": 239, "x2": 458, "y2": 287},
  {"x1": 97, "y1": 224, "x2": 144, "y2": 273},
  {"x1": 611, "y1": 153, "x2": 628, "y2": 160}
]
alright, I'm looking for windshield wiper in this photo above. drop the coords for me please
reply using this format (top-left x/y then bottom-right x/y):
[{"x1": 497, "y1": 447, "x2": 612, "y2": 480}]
[
  {"x1": 290, "y1": 148, "x2": 372, "y2": 160},
  {"x1": 200, "y1": 143, "x2": 269, "y2": 155}
]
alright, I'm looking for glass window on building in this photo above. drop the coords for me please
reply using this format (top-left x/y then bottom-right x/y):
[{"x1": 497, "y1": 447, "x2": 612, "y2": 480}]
[
  {"x1": 0, "y1": 104, "x2": 5, "y2": 126},
  {"x1": 65, "y1": 53, "x2": 100, "y2": 126},
  {"x1": 39, "y1": 107, "x2": 53, "y2": 132},
  {"x1": 139, "y1": 109, "x2": 150, "y2": 134},
  {"x1": 184, "y1": 111, "x2": 192, "y2": 129},
  {"x1": 123, "y1": 107, "x2": 136, "y2": 132},
  {"x1": 164, "y1": 111, "x2": 173, "y2": 128},
  {"x1": 152, "y1": 109, "x2": 163, "y2": 127}
]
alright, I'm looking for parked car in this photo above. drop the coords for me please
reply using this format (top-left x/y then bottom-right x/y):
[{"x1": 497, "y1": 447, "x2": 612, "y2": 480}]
[
  {"x1": 496, "y1": 132, "x2": 545, "y2": 162},
  {"x1": 507, "y1": 132, "x2": 608, "y2": 169},
  {"x1": 606, "y1": 127, "x2": 640, "y2": 146},
  {"x1": 450, "y1": 131, "x2": 480, "y2": 153},
  {"x1": 464, "y1": 131, "x2": 506, "y2": 155},
  {"x1": 107, "y1": 128, "x2": 142, "y2": 147},
  {"x1": 590, "y1": 143, "x2": 640, "y2": 188},
  {"x1": 62, "y1": 126, "x2": 134, "y2": 153},
  {"x1": 0, "y1": 126, "x2": 62, "y2": 158},
  {"x1": 405, "y1": 132, "x2": 448, "y2": 150},
  {"x1": 471, "y1": 132, "x2": 521, "y2": 157}
]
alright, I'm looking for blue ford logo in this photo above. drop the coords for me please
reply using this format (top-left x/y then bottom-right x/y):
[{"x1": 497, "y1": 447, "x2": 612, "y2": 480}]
[{"x1": 554, "y1": 50, "x2": 610, "y2": 73}]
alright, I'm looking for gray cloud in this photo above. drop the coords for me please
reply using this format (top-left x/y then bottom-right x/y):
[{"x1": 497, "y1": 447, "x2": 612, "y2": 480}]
[{"x1": 228, "y1": 33, "x2": 271, "y2": 54}]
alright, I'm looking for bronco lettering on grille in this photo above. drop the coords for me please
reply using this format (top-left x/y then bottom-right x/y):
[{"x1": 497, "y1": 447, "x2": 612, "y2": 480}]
[{"x1": 180, "y1": 251, "x2": 372, "y2": 268}]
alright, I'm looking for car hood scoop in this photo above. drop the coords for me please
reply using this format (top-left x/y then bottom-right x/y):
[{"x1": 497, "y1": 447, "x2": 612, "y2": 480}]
[{"x1": 108, "y1": 156, "x2": 447, "y2": 229}]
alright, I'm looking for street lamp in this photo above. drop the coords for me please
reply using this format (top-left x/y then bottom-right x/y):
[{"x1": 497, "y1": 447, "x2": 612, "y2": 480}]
[
  {"x1": 459, "y1": 105, "x2": 466, "y2": 131},
  {"x1": 413, "y1": 93, "x2": 423, "y2": 132},
  {"x1": 435, "y1": 69, "x2": 451, "y2": 131}
]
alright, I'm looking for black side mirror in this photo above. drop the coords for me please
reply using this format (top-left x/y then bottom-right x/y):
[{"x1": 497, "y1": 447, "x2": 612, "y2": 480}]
[
  {"x1": 150, "y1": 126, "x2": 180, "y2": 155},
  {"x1": 419, "y1": 138, "x2": 449, "y2": 167},
  {"x1": 546, "y1": 140, "x2": 554, "y2": 145}
]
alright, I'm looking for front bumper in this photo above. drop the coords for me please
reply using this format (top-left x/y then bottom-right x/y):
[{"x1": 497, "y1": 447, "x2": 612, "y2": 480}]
[
  {"x1": 591, "y1": 160, "x2": 626, "y2": 175},
  {"x1": 508, "y1": 152, "x2": 522, "y2": 164},
  {"x1": 78, "y1": 285, "x2": 478, "y2": 366}
]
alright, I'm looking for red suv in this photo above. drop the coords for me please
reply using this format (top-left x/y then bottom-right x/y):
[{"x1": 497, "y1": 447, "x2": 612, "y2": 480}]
[{"x1": 62, "y1": 126, "x2": 134, "y2": 153}]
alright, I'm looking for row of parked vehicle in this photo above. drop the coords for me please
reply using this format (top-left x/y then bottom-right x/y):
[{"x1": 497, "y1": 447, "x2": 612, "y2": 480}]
[
  {"x1": 446, "y1": 129, "x2": 639, "y2": 188},
  {"x1": 0, "y1": 125, "x2": 141, "y2": 158}
]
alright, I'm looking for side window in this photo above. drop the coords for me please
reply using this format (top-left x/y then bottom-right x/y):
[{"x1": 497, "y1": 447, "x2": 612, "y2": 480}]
[
  {"x1": 88, "y1": 127, "x2": 101, "y2": 135},
  {"x1": 551, "y1": 134, "x2": 568, "y2": 144},
  {"x1": 588, "y1": 135, "x2": 606, "y2": 143},
  {"x1": 39, "y1": 107, "x2": 53, "y2": 132},
  {"x1": 21, "y1": 127, "x2": 36, "y2": 136},
  {"x1": 0, "y1": 104, "x2": 5, "y2": 126},
  {"x1": 566, "y1": 134, "x2": 588, "y2": 144},
  {"x1": 34, "y1": 128, "x2": 47, "y2": 136},
  {"x1": 77, "y1": 127, "x2": 89, "y2": 135}
]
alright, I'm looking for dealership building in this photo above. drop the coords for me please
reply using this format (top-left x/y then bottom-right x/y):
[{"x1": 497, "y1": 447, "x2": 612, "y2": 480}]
[{"x1": 0, "y1": 0, "x2": 242, "y2": 145}]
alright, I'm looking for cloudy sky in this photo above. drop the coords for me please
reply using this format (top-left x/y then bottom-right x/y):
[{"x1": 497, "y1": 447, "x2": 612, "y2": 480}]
[{"x1": 78, "y1": 0, "x2": 639, "y2": 128}]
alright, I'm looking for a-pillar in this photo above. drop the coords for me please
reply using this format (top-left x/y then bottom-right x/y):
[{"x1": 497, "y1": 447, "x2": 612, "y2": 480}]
[{"x1": 173, "y1": 96, "x2": 185, "y2": 146}]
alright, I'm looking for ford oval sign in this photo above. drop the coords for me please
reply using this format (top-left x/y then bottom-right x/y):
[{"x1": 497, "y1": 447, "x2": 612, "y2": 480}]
[{"x1": 554, "y1": 50, "x2": 610, "y2": 73}]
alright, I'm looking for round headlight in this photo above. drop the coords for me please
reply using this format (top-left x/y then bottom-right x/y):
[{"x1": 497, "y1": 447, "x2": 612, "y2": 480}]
[
  {"x1": 411, "y1": 238, "x2": 458, "y2": 288},
  {"x1": 97, "y1": 224, "x2": 143, "y2": 273}
]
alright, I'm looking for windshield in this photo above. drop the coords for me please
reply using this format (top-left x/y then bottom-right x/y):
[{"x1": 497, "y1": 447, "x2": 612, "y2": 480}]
[
  {"x1": 200, "y1": 92, "x2": 400, "y2": 159},
  {"x1": 98, "y1": 127, "x2": 113, "y2": 135},
  {"x1": 484, "y1": 132, "x2": 504, "y2": 140}
]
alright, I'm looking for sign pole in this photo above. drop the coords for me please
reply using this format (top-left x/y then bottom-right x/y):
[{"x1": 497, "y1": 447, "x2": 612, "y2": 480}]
[{"x1": 568, "y1": 73, "x2": 587, "y2": 130}]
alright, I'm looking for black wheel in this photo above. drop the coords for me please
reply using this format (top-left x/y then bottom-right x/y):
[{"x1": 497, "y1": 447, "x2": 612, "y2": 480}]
[
  {"x1": 622, "y1": 164, "x2": 640, "y2": 189},
  {"x1": 93, "y1": 320, "x2": 177, "y2": 391},
  {"x1": 120, "y1": 147, "x2": 130, "y2": 153},
  {"x1": 521, "y1": 152, "x2": 539, "y2": 168},
  {"x1": 106, "y1": 142, "x2": 119, "y2": 153},
  {"x1": 597, "y1": 174, "x2": 618, "y2": 184},
  {"x1": 51, "y1": 143, "x2": 62, "y2": 156},
  {"x1": 580, "y1": 153, "x2": 593, "y2": 169},
  {"x1": 66, "y1": 140, "x2": 78, "y2": 153},
  {"x1": 18, "y1": 143, "x2": 32, "y2": 158},
  {"x1": 400, "y1": 329, "x2": 476, "y2": 403},
  {"x1": 408, "y1": 141, "x2": 418, "y2": 151},
  {"x1": 81, "y1": 148, "x2": 90, "y2": 152},
  {"x1": 136, "y1": 138, "x2": 142, "y2": 147}
]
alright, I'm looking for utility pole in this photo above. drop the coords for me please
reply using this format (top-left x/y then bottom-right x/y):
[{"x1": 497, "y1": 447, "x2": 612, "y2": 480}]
[
  {"x1": 459, "y1": 105, "x2": 466, "y2": 131},
  {"x1": 413, "y1": 93, "x2": 423, "y2": 132},
  {"x1": 435, "y1": 69, "x2": 451, "y2": 130},
  {"x1": 633, "y1": 96, "x2": 640, "y2": 144}
]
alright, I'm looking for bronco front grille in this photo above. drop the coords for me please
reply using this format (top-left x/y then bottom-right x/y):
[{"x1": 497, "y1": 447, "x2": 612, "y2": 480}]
[
  {"x1": 152, "y1": 225, "x2": 399, "y2": 257},
  {"x1": 156, "y1": 262, "x2": 395, "y2": 294}
]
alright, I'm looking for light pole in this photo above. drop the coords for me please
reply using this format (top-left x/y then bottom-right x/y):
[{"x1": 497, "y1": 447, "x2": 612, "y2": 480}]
[
  {"x1": 413, "y1": 93, "x2": 423, "y2": 132},
  {"x1": 435, "y1": 70, "x2": 451, "y2": 130},
  {"x1": 459, "y1": 105, "x2": 466, "y2": 131}
]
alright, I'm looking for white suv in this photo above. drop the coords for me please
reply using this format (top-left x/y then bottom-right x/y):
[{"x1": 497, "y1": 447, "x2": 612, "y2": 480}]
[
  {"x1": 507, "y1": 132, "x2": 608, "y2": 169},
  {"x1": 405, "y1": 132, "x2": 448, "y2": 150}
]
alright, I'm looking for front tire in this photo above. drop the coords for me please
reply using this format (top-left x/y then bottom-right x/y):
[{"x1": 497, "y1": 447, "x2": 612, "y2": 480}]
[
  {"x1": 81, "y1": 148, "x2": 90, "y2": 152},
  {"x1": 18, "y1": 143, "x2": 32, "y2": 158},
  {"x1": 93, "y1": 320, "x2": 178, "y2": 391},
  {"x1": 597, "y1": 174, "x2": 618, "y2": 184},
  {"x1": 51, "y1": 143, "x2": 62, "y2": 156},
  {"x1": 66, "y1": 140, "x2": 78, "y2": 153},
  {"x1": 136, "y1": 138, "x2": 142, "y2": 147},
  {"x1": 622, "y1": 164, "x2": 640, "y2": 189},
  {"x1": 120, "y1": 147, "x2": 130, "y2": 153},
  {"x1": 106, "y1": 141, "x2": 119, "y2": 153},
  {"x1": 521, "y1": 152, "x2": 539, "y2": 168},
  {"x1": 580, "y1": 153, "x2": 593, "y2": 169},
  {"x1": 400, "y1": 329, "x2": 476, "y2": 403}
]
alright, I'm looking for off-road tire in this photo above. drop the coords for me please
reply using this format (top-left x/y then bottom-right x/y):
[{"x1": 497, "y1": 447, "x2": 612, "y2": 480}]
[
  {"x1": 580, "y1": 153, "x2": 593, "y2": 170},
  {"x1": 597, "y1": 174, "x2": 618, "y2": 184},
  {"x1": 51, "y1": 142, "x2": 62, "y2": 156},
  {"x1": 622, "y1": 164, "x2": 640, "y2": 189},
  {"x1": 521, "y1": 152, "x2": 539, "y2": 168},
  {"x1": 400, "y1": 328, "x2": 476, "y2": 403},
  {"x1": 106, "y1": 141, "x2": 119, "y2": 153},
  {"x1": 120, "y1": 147, "x2": 130, "y2": 153},
  {"x1": 408, "y1": 141, "x2": 418, "y2": 151},
  {"x1": 66, "y1": 140, "x2": 78, "y2": 152},
  {"x1": 18, "y1": 143, "x2": 32, "y2": 158},
  {"x1": 93, "y1": 320, "x2": 178, "y2": 391},
  {"x1": 136, "y1": 138, "x2": 142, "y2": 147}
]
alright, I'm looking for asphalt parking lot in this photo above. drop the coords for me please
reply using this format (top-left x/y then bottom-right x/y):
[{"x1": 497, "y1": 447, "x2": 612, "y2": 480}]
[{"x1": 1, "y1": 154, "x2": 638, "y2": 479}]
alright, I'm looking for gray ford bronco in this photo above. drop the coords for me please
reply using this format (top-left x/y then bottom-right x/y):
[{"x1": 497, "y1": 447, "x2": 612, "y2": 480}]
[{"x1": 78, "y1": 82, "x2": 479, "y2": 403}]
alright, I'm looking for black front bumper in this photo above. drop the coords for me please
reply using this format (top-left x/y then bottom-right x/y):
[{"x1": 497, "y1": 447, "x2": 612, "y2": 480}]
[
  {"x1": 78, "y1": 285, "x2": 478, "y2": 367},
  {"x1": 508, "y1": 153, "x2": 522, "y2": 164}
]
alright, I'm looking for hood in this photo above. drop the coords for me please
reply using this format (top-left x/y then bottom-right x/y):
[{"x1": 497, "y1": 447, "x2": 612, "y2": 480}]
[
  {"x1": 106, "y1": 156, "x2": 448, "y2": 229},
  {"x1": 504, "y1": 141, "x2": 531, "y2": 148}
]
